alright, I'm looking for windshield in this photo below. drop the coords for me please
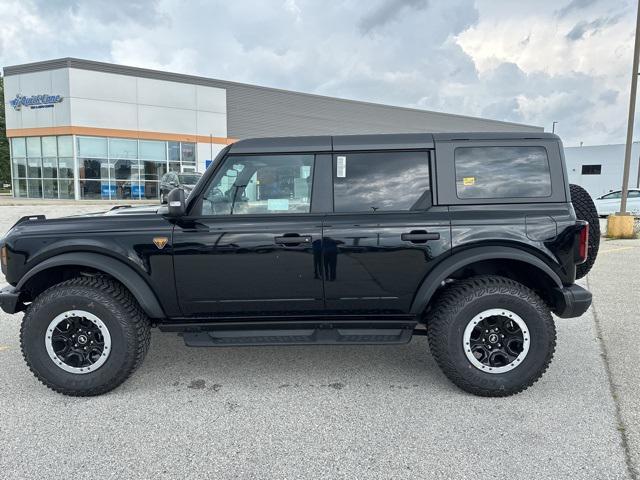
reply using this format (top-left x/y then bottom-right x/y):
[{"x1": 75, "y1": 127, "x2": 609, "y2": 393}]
[{"x1": 178, "y1": 174, "x2": 201, "y2": 185}]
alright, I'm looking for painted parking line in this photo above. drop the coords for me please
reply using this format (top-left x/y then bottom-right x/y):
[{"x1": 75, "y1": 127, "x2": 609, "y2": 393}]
[{"x1": 0, "y1": 345, "x2": 10, "y2": 352}]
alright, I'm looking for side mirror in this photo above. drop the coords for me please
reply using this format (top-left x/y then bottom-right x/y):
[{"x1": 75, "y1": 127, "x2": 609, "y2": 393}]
[{"x1": 167, "y1": 188, "x2": 186, "y2": 217}]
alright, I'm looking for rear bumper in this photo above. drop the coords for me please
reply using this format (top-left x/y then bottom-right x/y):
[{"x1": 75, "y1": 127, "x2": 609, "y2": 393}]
[
  {"x1": 552, "y1": 284, "x2": 592, "y2": 318},
  {"x1": 0, "y1": 285, "x2": 25, "y2": 314}
]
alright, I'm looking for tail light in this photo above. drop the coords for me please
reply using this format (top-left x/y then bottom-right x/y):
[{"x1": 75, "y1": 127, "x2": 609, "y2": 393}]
[
  {"x1": 0, "y1": 245, "x2": 7, "y2": 273},
  {"x1": 577, "y1": 222, "x2": 589, "y2": 264}
]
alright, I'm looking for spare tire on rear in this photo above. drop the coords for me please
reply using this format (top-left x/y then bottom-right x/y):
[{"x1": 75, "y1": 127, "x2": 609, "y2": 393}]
[{"x1": 570, "y1": 184, "x2": 600, "y2": 279}]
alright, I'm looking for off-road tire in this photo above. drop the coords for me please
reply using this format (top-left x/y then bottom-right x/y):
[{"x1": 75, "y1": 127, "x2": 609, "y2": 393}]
[
  {"x1": 426, "y1": 276, "x2": 556, "y2": 397},
  {"x1": 570, "y1": 183, "x2": 600, "y2": 279},
  {"x1": 20, "y1": 276, "x2": 151, "y2": 396}
]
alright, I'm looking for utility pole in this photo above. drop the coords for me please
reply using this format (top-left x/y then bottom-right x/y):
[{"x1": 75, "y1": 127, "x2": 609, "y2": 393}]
[
  {"x1": 552, "y1": 121, "x2": 558, "y2": 133},
  {"x1": 637, "y1": 149, "x2": 640, "y2": 188},
  {"x1": 621, "y1": 0, "x2": 640, "y2": 213}
]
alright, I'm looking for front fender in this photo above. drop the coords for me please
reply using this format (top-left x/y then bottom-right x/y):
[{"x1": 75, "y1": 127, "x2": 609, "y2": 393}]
[{"x1": 17, "y1": 252, "x2": 166, "y2": 319}]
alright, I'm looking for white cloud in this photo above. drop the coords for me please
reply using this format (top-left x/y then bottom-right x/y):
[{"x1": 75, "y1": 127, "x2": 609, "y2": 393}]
[{"x1": 1, "y1": 0, "x2": 638, "y2": 146}]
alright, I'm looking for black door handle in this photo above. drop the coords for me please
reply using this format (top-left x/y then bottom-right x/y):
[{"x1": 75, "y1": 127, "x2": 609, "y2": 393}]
[
  {"x1": 274, "y1": 234, "x2": 312, "y2": 246},
  {"x1": 401, "y1": 231, "x2": 440, "y2": 243}
]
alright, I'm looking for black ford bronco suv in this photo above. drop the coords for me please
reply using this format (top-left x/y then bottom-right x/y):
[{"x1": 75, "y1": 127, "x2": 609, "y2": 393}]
[{"x1": 0, "y1": 132, "x2": 599, "y2": 397}]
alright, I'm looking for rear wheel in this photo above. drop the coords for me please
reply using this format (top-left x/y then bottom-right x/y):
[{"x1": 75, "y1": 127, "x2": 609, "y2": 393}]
[
  {"x1": 20, "y1": 276, "x2": 151, "y2": 396},
  {"x1": 570, "y1": 183, "x2": 600, "y2": 279},
  {"x1": 427, "y1": 276, "x2": 556, "y2": 397}
]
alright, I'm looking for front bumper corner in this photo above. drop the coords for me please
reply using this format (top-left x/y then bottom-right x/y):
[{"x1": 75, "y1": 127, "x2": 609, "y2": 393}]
[{"x1": 0, "y1": 285, "x2": 25, "y2": 314}]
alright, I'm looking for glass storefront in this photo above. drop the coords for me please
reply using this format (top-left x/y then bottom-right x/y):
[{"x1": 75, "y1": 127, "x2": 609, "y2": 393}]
[
  {"x1": 11, "y1": 136, "x2": 75, "y2": 199},
  {"x1": 11, "y1": 135, "x2": 197, "y2": 200}
]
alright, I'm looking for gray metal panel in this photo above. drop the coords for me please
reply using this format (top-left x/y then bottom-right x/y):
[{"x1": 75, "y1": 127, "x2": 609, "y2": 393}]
[
  {"x1": 3, "y1": 58, "x2": 544, "y2": 138},
  {"x1": 228, "y1": 136, "x2": 332, "y2": 154},
  {"x1": 225, "y1": 83, "x2": 542, "y2": 138},
  {"x1": 332, "y1": 133, "x2": 434, "y2": 151}
]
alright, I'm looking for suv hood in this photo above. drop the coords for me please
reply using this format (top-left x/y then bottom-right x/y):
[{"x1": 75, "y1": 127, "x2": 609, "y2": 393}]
[
  {"x1": 104, "y1": 204, "x2": 166, "y2": 215},
  {"x1": 62, "y1": 204, "x2": 166, "y2": 217}
]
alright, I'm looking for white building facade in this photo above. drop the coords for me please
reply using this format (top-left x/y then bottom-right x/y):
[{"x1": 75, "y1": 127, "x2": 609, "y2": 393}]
[
  {"x1": 564, "y1": 143, "x2": 640, "y2": 199},
  {"x1": 4, "y1": 58, "x2": 541, "y2": 201},
  {"x1": 5, "y1": 64, "x2": 228, "y2": 200}
]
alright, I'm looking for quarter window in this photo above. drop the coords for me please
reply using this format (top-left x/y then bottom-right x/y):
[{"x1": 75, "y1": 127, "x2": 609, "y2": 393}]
[
  {"x1": 201, "y1": 155, "x2": 314, "y2": 215},
  {"x1": 455, "y1": 146, "x2": 552, "y2": 199},
  {"x1": 333, "y1": 152, "x2": 430, "y2": 213}
]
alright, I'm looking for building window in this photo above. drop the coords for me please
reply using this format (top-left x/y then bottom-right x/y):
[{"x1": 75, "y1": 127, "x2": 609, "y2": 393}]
[
  {"x1": 11, "y1": 138, "x2": 27, "y2": 157},
  {"x1": 11, "y1": 135, "x2": 75, "y2": 199},
  {"x1": 76, "y1": 137, "x2": 197, "y2": 200},
  {"x1": 78, "y1": 137, "x2": 107, "y2": 158},
  {"x1": 181, "y1": 142, "x2": 196, "y2": 170},
  {"x1": 581, "y1": 164, "x2": 601, "y2": 175},
  {"x1": 11, "y1": 135, "x2": 198, "y2": 200},
  {"x1": 109, "y1": 138, "x2": 137, "y2": 159}
]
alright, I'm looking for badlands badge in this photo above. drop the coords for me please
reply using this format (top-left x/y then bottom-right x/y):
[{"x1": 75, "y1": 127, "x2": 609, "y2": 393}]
[{"x1": 153, "y1": 237, "x2": 168, "y2": 250}]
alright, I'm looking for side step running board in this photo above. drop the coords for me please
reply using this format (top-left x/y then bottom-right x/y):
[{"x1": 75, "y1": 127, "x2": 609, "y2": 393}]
[{"x1": 183, "y1": 326, "x2": 414, "y2": 347}]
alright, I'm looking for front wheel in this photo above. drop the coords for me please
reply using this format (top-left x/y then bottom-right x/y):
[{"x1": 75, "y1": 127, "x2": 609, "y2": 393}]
[
  {"x1": 20, "y1": 276, "x2": 151, "y2": 396},
  {"x1": 427, "y1": 276, "x2": 556, "y2": 397}
]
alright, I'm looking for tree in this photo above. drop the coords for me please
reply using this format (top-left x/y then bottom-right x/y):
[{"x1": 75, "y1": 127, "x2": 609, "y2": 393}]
[{"x1": 0, "y1": 76, "x2": 10, "y2": 188}]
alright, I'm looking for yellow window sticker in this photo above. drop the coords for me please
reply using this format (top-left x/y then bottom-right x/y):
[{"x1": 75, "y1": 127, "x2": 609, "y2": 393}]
[{"x1": 463, "y1": 177, "x2": 475, "y2": 186}]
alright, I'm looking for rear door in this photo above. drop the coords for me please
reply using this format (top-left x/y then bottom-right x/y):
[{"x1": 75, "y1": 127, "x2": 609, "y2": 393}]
[
  {"x1": 172, "y1": 152, "x2": 324, "y2": 316},
  {"x1": 434, "y1": 136, "x2": 573, "y2": 277},
  {"x1": 321, "y1": 148, "x2": 451, "y2": 314}
]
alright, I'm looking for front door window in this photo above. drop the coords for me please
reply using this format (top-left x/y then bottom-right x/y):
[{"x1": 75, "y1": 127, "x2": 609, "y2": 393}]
[{"x1": 199, "y1": 154, "x2": 314, "y2": 216}]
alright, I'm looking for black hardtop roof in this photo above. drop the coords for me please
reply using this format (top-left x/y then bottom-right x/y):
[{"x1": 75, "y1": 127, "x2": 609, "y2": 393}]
[{"x1": 228, "y1": 132, "x2": 559, "y2": 154}]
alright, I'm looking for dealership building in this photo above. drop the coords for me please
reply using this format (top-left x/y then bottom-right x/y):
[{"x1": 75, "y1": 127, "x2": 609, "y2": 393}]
[
  {"x1": 3, "y1": 57, "x2": 541, "y2": 201},
  {"x1": 564, "y1": 143, "x2": 640, "y2": 199}
]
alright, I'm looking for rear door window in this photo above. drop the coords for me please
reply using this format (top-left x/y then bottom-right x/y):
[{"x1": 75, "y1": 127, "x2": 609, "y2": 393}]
[
  {"x1": 454, "y1": 146, "x2": 552, "y2": 199},
  {"x1": 333, "y1": 151, "x2": 430, "y2": 213}
]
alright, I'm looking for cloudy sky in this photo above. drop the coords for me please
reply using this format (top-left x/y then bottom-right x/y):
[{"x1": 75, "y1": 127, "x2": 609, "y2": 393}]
[{"x1": 0, "y1": 0, "x2": 636, "y2": 146}]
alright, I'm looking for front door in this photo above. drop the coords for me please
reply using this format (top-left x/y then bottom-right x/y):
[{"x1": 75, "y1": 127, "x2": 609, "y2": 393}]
[
  {"x1": 173, "y1": 153, "x2": 323, "y2": 316},
  {"x1": 322, "y1": 150, "x2": 451, "y2": 314}
]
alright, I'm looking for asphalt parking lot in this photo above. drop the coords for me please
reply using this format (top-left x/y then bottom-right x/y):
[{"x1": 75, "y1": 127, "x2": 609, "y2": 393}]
[{"x1": 0, "y1": 202, "x2": 638, "y2": 479}]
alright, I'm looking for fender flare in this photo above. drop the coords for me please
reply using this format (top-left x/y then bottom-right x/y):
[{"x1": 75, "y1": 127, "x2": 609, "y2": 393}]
[
  {"x1": 17, "y1": 252, "x2": 166, "y2": 319},
  {"x1": 409, "y1": 246, "x2": 563, "y2": 315}
]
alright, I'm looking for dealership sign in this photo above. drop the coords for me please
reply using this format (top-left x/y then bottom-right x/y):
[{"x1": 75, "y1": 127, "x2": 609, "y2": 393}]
[{"x1": 9, "y1": 93, "x2": 63, "y2": 111}]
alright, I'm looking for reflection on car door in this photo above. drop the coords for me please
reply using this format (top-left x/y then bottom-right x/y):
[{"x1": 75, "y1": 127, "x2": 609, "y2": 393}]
[
  {"x1": 322, "y1": 151, "x2": 451, "y2": 314},
  {"x1": 172, "y1": 153, "x2": 324, "y2": 316}
]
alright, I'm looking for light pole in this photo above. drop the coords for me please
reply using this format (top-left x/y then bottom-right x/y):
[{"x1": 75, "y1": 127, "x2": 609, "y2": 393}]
[
  {"x1": 210, "y1": 134, "x2": 213, "y2": 168},
  {"x1": 552, "y1": 121, "x2": 558, "y2": 133},
  {"x1": 620, "y1": 0, "x2": 640, "y2": 214}
]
